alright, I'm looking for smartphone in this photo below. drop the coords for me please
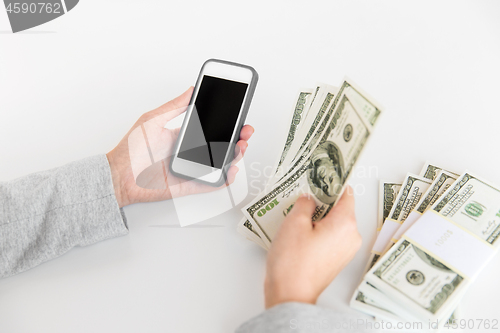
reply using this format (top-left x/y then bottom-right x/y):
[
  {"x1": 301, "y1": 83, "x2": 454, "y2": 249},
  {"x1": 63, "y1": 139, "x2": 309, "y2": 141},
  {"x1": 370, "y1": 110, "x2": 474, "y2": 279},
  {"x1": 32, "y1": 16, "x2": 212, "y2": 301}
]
[{"x1": 170, "y1": 59, "x2": 258, "y2": 187}]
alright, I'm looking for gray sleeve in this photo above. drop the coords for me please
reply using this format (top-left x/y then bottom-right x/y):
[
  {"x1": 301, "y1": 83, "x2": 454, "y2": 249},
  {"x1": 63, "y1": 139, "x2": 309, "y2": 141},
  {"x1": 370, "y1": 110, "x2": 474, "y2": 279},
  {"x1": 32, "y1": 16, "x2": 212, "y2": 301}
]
[
  {"x1": 236, "y1": 302, "x2": 377, "y2": 333},
  {"x1": 0, "y1": 155, "x2": 129, "y2": 278}
]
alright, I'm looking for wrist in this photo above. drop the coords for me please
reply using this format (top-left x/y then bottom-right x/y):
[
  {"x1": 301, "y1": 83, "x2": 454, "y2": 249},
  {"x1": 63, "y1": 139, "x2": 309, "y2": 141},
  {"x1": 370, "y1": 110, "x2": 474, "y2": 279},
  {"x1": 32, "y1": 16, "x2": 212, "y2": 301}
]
[
  {"x1": 264, "y1": 276, "x2": 318, "y2": 309},
  {"x1": 106, "y1": 150, "x2": 130, "y2": 208}
]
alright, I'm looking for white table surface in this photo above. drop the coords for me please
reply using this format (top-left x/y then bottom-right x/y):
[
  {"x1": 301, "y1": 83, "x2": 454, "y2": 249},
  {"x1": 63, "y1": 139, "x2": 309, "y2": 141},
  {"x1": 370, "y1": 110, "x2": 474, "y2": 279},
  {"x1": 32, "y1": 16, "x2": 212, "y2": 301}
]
[{"x1": 1, "y1": 1, "x2": 500, "y2": 332}]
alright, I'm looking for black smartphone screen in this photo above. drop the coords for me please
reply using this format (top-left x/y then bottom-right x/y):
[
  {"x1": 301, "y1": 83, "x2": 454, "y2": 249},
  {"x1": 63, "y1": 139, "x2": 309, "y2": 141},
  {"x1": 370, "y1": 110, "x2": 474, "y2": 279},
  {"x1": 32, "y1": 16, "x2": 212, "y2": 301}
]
[{"x1": 177, "y1": 75, "x2": 248, "y2": 169}]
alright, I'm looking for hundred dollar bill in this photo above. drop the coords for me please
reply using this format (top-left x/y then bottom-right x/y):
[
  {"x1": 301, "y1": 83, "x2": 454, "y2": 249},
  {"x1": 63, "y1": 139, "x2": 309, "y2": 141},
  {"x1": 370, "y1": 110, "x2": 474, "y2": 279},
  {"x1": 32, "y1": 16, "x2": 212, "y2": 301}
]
[
  {"x1": 290, "y1": 86, "x2": 337, "y2": 161},
  {"x1": 243, "y1": 89, "x2": 319, "y2": 249},
  {"x1": 360, "y1": 173, "x2": 500, "y2": 322},
  {"x1": 276, "y1": 84, "x2": 338, "y2": 178},
  {"x1": 238, "y1": 217, "x2": 260, "y2": 239},
  {"x1": 351, "y1": 237, "x2": 400, "y2": 320},
  {"x1": 275, "y1": 89, "x2": 314, "y2": 172},
  {"x1": 419, "y1": 162, "x2": 459, "y2": 181},
  {"x1": 357, "y1": 280, "x2": 459, "y2": 328},
  {"x1": 388, "y1": 173, "x2": 432, "y2": 223},
  {"x1": 236, "y1": 218, "x2": 267, "y2": 250},
  {"x1": 377, "y1": 180, "x2": 402, "y2": 232},
  {"x1": 350, "y1": 288, "x2": 401, "y2": 322},
  {"x1": 416, "y1": 170, "x2": 458, "y2": 214},
  {"x1": 381, "y1": 170, "x2": 459, "y2": 254},
  {"x1": 354, "y1": 280, "x2": 459, "y2": 326},
  {"x1": 243, "y1": 81, "x2": 383, "y2": 248},
  {"x1": 303, "y1": 86, "x2": 321, "y2": 120},
  {"x1": 372, "y1": 174, "x2": 431, "y2": 257},
  {"x1": 432, "y1": 172, "x2": 500, "y2": 248},
  {"x1": 357, "y1": 281, "x2": 422, "y2": 322},
  {"x1": 274, "y1": 79, "x2": 381, "y2": 185},
  {"x1": 361, "y1": 181, "x2": 402, "y2": 274},
  {"x1": 365, "y1": 239, "x2": 465, "y2": 321},
  {"x1": 366, "y1": 253, "x2": 381, "y2": 272},
  {"x1": 345, "y1": 184, "x2": 402, "y2": 319}
]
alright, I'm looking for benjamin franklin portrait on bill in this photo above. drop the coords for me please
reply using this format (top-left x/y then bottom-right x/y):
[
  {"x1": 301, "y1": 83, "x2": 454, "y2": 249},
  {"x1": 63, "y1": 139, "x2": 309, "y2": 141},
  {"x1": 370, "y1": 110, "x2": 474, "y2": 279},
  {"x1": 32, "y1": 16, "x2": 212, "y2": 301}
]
[{"x1": 307, "y1": 141, "x2": 344, "y2": 204}]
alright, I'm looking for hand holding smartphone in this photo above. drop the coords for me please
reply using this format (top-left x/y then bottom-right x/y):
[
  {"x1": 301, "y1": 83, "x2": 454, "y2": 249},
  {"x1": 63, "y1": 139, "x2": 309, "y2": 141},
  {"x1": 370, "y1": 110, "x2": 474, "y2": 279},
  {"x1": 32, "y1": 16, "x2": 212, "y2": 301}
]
[{"x1": 170, "y1": 59, "x2": 258, "y2": 187}]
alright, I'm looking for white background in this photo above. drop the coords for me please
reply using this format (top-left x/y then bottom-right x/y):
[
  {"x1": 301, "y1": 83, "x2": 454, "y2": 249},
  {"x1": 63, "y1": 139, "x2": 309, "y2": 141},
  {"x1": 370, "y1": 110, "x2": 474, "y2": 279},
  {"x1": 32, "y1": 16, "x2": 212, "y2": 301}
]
[{"x1": 1, "y1": 1, "x2": 500, "y2": 332}]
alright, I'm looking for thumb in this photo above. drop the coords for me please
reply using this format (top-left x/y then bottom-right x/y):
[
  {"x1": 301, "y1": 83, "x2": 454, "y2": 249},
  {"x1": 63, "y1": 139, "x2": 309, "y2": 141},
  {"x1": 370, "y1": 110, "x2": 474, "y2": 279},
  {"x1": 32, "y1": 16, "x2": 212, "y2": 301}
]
[
  {"x1": 321, "y1": 185, "x2": 356, "y2": 226},
  {"x1": 147, "y1": 87, "x2": 194, "y2": 125},
  {"x1": 332, "y1": 185, "x2": 355, "y2": 216},
  {"x1": 285, "y1": 194, "x2": 317, "y2": 230}
]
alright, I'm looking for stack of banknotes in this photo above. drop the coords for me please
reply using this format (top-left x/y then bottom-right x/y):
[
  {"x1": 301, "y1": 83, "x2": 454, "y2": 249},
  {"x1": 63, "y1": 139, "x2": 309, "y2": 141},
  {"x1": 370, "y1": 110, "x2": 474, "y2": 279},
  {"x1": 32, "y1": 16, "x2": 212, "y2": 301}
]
[
  {"x1": 351, "y1": 162, "x2": 500, "y2": 331},
  {"x1": 237, "y1": 78, "x2": 383, "y2": 250}
]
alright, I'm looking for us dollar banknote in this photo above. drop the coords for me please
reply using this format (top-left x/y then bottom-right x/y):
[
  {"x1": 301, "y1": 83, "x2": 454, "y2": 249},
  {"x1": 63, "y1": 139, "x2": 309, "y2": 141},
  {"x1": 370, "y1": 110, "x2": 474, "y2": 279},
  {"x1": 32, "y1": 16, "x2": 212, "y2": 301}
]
[
  {"x1": 419, "y1": 162, "x2": 459, "y2": 181},
  {"x1": 282, "y1": 81, "x2": 381, "y2": 183},
  {"x1": 275, "y1": 90, "x2": 314, "y2": 172},
  {"x1": 352, "y1": 179, "x2": 402, "y2": 319},
  {"x1": 382, "y1": 170, "x2": 459, "y2": 254},
  {"x1": 356, "y1": 281, "x2": 424, "y2": 322},
  {"x1": 366, "y1": 181, "x2": 402, "y2": 271},
  {"x1": 243, "y1": 79, "x2": 383, "y2": 248},
  {"x1": 373, "y1": 173, "x2": 431, "y2": 257},
  {"x1": 366, "y1": 239, "x2": 465, "y2": 318},
  {"x1": 237, "y1": 217, "x2": 267, "y2": 250},
  {"x1": 276, "y1": 84, "x2": 338, "y2": 178},
  {"x1": 349, "y1": 167, "x2": 499, "y2": 326},
  {"x1": 382, "y1": 170, "x2": 459, "y2": 255},
  {"x1": 377, "y1": 181, "x2": 402, "y2": 231},
  {"x1": 239, "y1": 87, "x2": 330, "y2": 246},
  {"x1": 353, "y1": 278, "x2": 459, "y2": 326},
  {"x1": 352, "y1": 195, "x2": 402, "y2": 320},
  {"x1": 350, "y1": 286, "x2": 399, "y2": 322},
  {"x1": 290, "y1": 87, "x2": 336, "y2": 163},
  {"x1": 416, "y1": 170, "x2": 458, "y2": 214},
  {"x1": 432, "y1": 172, "x2": 500, "y2": 247},
  {"x1": 388, "y1": 173, "x2": 432, "y2": 223},
  {"x1": 419, "y1": 162, "x2": 443, "y2": 180},
  {"x1": 242, "y1": 89, "x2": 320, "y2": 245}
]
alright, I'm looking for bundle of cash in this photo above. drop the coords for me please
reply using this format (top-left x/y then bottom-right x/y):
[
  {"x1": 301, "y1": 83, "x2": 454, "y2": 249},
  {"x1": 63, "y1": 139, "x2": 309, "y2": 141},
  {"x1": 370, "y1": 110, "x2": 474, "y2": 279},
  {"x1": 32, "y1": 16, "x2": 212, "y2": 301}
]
[
  {"x1": 351, "y1": 162, "x2": 500, "y2": 331},
  {"x1": 237, "y1": 77, "x2": 383, "y2": 250}
]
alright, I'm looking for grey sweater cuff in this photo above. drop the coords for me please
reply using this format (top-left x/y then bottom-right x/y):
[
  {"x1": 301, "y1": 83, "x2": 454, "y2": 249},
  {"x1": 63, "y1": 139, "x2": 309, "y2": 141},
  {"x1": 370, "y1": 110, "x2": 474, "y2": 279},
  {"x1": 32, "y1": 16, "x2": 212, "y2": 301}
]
[
  {"x1": 0, "y1": 155, "x2": 129, "y2": 278},
  {"x1": 236, "y1": 302, "x2": 376, "y2": 333}
]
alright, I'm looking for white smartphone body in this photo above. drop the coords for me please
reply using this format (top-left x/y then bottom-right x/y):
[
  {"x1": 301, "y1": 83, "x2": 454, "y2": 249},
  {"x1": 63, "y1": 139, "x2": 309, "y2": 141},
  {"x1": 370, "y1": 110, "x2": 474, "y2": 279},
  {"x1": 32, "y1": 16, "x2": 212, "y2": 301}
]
[{"x1": 170, "y1": 59, "x2": 258, "y2": 187}]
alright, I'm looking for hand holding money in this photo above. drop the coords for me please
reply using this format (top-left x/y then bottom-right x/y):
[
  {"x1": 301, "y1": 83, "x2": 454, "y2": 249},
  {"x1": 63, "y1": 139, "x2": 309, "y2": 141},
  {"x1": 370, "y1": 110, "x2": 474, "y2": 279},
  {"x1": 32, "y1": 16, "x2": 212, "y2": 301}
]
[
  {"x1": 265, "y1": 187, "x2": 361, "y2": 308},
  {"x1": 238, "y1": 78, "x2": 383, "y2": 249}
]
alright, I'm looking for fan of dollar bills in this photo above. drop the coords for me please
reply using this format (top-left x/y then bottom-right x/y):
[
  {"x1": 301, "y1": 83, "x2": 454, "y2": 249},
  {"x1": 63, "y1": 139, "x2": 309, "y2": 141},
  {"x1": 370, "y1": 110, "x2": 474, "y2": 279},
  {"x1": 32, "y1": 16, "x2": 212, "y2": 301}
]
[
  {"x1": 237, "y1": 78, "x2": 383, "y2": 250},
  {"x1": 350, "y1": 164, "x2": 500, "y2": 331}
]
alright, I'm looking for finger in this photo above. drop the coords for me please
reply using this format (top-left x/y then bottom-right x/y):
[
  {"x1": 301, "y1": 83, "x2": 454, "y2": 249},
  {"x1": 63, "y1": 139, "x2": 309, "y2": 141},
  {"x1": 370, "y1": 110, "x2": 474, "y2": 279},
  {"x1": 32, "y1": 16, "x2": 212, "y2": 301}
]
[
  {"x1": 237, "y1": 140, "x2": 248, "y2": 156},
  {"x1": 333, "y1": 185, "x2": 355, "y2": 215},
  {"x1": 146, "y1": 87, "x2": 194, "y2": 125},
  {"x1": 166, "y1": 166, "x2": 239, "y2": 197},
  {"x1": 321, "y1": 185, "x2": 356, "y2": 225},
  {"x1": 239, "y1": 125, "x2": 254, "y2": 141},
  {"x1": 231, "y1": 140, "x2": 247, "y2": 166},
  {"x1": 224, "y1": 166, "x2": 239, "y2": 186},
  {"x1": 158, "y1": 87, "x2": 194, "y2": 115},
  {"x1": 230, "y1": 125, "x2": 253, "y2": 166},
  {"x1": 200, "y1": 166, "x2": 239, "y2": 190},
  {"x1": 171, "y1": 127, "x2": 181, "y2": 138},
  {"x1": 284, "y1": 194, "x2": 316, "y2": 230}
]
